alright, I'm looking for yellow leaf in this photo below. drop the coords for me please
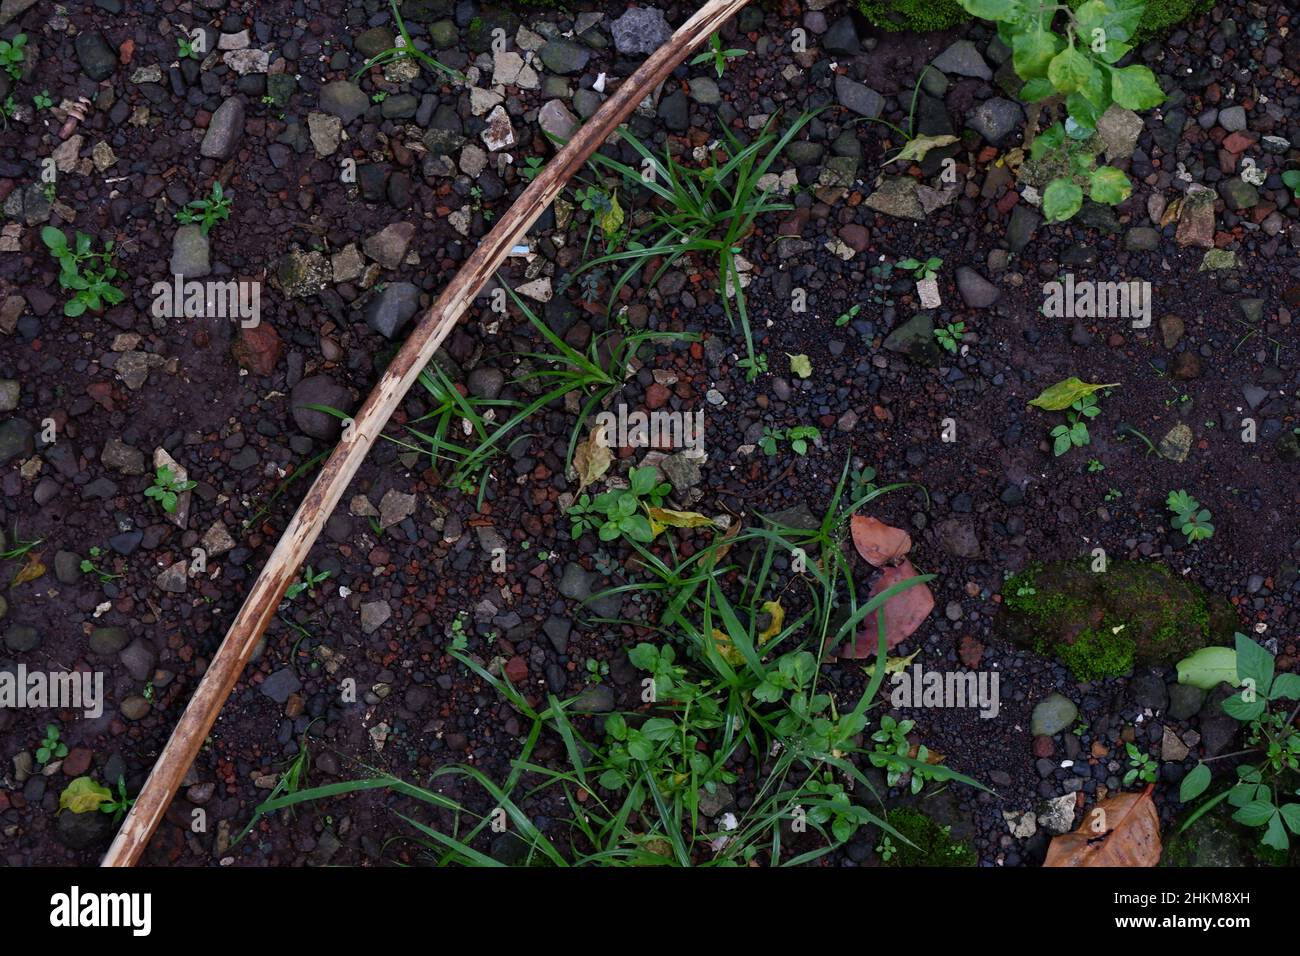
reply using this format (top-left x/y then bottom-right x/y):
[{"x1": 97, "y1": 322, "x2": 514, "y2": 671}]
[
  {"x1": 10, "y1": 551, "x2": 46, "y2": 589},
  {"x1": 787, "y1": 353, "x2": 812, "y2": 378},
  {"x1": 757, "y1": 600, "x2": 784, "y2": 644},
  {"x1": 861, "y1": 647, "x2": 919, "y2": 680},
  {"x1": 892, "y1": 133, "x2": 958, "y2": 165},
  {"x1": 647, "y1": 506, "x2": 717, "y2": 538},
  {"x1": 572, "y1": 426, "x2": 613, "y2": 494},
  {"x1": 599, "y1": 189, "x2": 624, "y2": 237},
  {"x1": 59, "y1": 776, "x2": 112, "y2": 814}
]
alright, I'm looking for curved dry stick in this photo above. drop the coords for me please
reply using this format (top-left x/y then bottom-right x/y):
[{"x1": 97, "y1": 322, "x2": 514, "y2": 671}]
[{"x1": 103, "y1": 0, "x2": 754, "y2": 867}]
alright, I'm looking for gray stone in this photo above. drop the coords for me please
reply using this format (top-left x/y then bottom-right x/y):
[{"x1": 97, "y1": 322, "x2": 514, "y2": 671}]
[
  {"x1": 1219, "y1": 178, "x2": 1259, "y2": 211},
  {"x1": 261, "y1": 667, "x2": 301, "y2": 704},
  {"x1": 1124, "y1": 226, "x2": 1160, "y2": 251},
  {"x1": 571, "y1": 684, "x2": 615, "y2": 713},
  {"x1": 822, "y1": 17, "x2": 860, "y2": 55},
  {"x1": 364, "y1": 282, "x2": 421, "y2": 339},
  {"x1": 934, "y1": 517, "x2": 980, "y2": 558},
  {"x1": 0, "y1": 417, "x2": 33, "y2": 465},
  {"x1": 56, "y1": 806, "x2": 114, "y2": 849},
  {"x1": 121, "y1": 695, "x2": 151, "y2": 720},
  {"x1": 1096, "y1": 104, "x2": 1144, "y2": 163},
  {"x1": 1037, "y1": 794, "x2": 1076, "y2": 834},
  {"x1": 558, "y1": 563, "x2": 595, "y2": 601},
  {"x1": 883, "y1": 312, "x2": 940, "y2": 364},
  {"x1": 89, "y1": 626, "x2": 129, "y2": 655},
  {"x1": 933, "y1": 40, "x2": 991, "y2": 80},
  {"x1": 955, "y1": 266, "x2": 1000, "y2": 308},
  {"x1": 156, "y1": 560, "x2": 187, "y2": 593},
  {"x1": 1158, "y1": 422, "x2": 1193, "y2": 463},
  {"x1": 101, "y1": 437, "x2": 145, "y2": 475},
  {"x1": 4, "y1": 624, "x2": 39, "y2": 652},
  {"x1": 291, "y1": 375, "x2": 353, "y2": 440},
  {"x1": 1007, "y1": 205, "x2": 1040, "y2": 253},
  {"x1": 689, "y1": 77, "x2": 720, "y2": 105},
  {"x1": 540, "y1": 38, "x2": 590, "y2": 75},
  {"x1": 658, "y1": 89, "x2": 688, "y2": 131},
  {"x1": 538, "y1": 98, "x2": 577, "y2": 142},
  {"x1": 835, "y1": 75, "x2": 883, "y2": 118},
  {"x1": 1129, "y1": 670, "x2": 1169, "y2": 711},
  {"x1": 75, "y1": 30, "x2": 117, "y2": 81},
  {"x1": 120, "y1": 639, "x2": 157, "y2": 681},
  {"x1": 355, "y1": 26, "x2": 396, "y2": 60},
  {"x1": 0, "y1": 379, "x2": 18, "y2": 412},
  {"x1": 170, "y1": 224, "x2": 211, "y2": 279},
  {"x1": 467, "y1": 367, "x2": 505, "y2": 400},
  {"x1": 363, "y1": 221, "x2": 415, "y2": 269},
  {"x1": 1030, "y1": 693, "x2": 1078, "y2": 736},
  {"x1": 1168, "y1": 683, "x2": 1206, "y2": 720},
  {"x1": 277, "y1": 249, "x2": 331, "y2": 299},
  {"x1": 967, "y1": 97, "x2": 1023, "y2": 145},
  {"x1": 200, "y1": 97, "x2": 245, "y2": 159},
  {"x1": 863, "y1": 177, "x2": 923, "y2": 220},
  {"x1": 319, "y1": 80, "x2": 370, "y2": 124},
  {"x1": 361, "y1": 600, "x2": 392, "y2": 634},
  {"x1": 610, "y1": 6, "x2": 673, "y2": 56},
  {"x1": 1217, "y1": 104, "x2": 1247, "y2": 132}
]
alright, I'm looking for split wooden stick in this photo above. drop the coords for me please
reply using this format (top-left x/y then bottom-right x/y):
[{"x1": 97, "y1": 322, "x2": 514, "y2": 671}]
[{"x1": 103, "y1": 0, "x2": 754, "y2": 867}]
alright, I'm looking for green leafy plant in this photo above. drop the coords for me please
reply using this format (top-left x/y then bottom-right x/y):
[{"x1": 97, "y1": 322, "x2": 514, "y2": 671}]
[
  {"x1": 689, "y1": 31, "x2": 746, "y2": 78},
  {"x1": 99, "y1": 775, "x2": 135, "y2": 824},
  {"x1": 958, "y1": 0, "x2": 1164, "y2": 222},
  {"x1": 568, "y1": 466, "x2": 671, "y2": 544},
  {"x1": 33, "y1": 89, "x2": 52, "y2": 110},
  {"x1": 869, "y1": 715, "x2": 944, "y2": 795},
  {"x1": 876, "y1": 834, "x2": 897, "y2": 861},
  {"x1": 1049, "y1": 392, "x2": 1101, "y2": 456},
  {"x1": 898, "y1": 256, "x2": 942, "y2": 281},
  {"x1": 352, "y1": 0, "x2": 462, "y2": 84},
  {"x1": 39, "y1": 227, "x2": 127, "y2": 317},
  {"x1": 0, "y1": 32, "x2": 26, "y2": 80},
  {"x1": 36, "y1": 723, "x2": 68, "y2": 767},
  {"x1": 286, "y1": 565, "x2": 331, "y2": 600},
  {"x1": 79, "y1": 546, "x2": 122, "y2": 582},
  {"x1": 0, "y1": 526, "x2": 42, "y2": 561},
  {"x1": 933, "y1": 321, "x2": 965, "y2": 354},
  {"x1": 175, "y1": 181, "x2": 232, "y2": 236},
  {"x1": 584, "y1": 658, "x2": 609, "y2": 685},
  {"x1": 574, "y1": 111, "x2": 820, "y2": 381},
  {"x1": 1179, "y1": 633, "x2": 1300, "y2": 852},
  {"x1": 177, "y1": 34, "x2": 200, "y2": 59},
  {"x1": 1123, "y1": 742, "x2": 1157, "y2": 786},
  {"x1": 145, "y1": 464, "x2": 195, "y2": 514},
  {"x1": 1166, "y1": 489, "x2": 1213, "y2": 542},
  {"x1": 1088, "y1": 457, "x2": 1104, "y2": 472},
  {"x1": 759, "y1": 425, "x2": 820, "y2": 457}
]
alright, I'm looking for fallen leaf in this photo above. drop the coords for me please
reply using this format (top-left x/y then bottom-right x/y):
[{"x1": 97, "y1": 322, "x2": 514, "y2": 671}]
[
  {"x1": 839, "y1": 559, "x2": 935, "y2": 657},
  {"x1": 892, "y1": 133, "x2": 958, "y2": 165},
  {"x1": 850, "y1": 514, "x2": 912, "y2": 567},
  {"x1": 1027, "y1": 377, "x2": 1120, "y2": 412},
  {"x1": 907, "y1": 739, "x2": 945, "y2": 765},
  {"x1": 572, "y1": 426, "x2": 612, "y2": 495},
  {"x1": 599, "y1": 189, "x2": 624, "y2": 237},
  {"x1": 787, "y1": 353, "x2": 812, "y2": 378},
  {"x1": 1043, "y1": 785, "x2": 1161, "y2": 867},
  {"x1": 648, "y1": 507, "x2": 717, "y2": 538},
  {"x1": 10, "y1": 551, "x2": 46, "y2": 588},
  {"x1": 757, "y1": 600, "x2": 785, "y2": 643},
  {"x1": 59, "y1": 777, "x2": 112, "y2": 814},
  {"x1": 1176, "y1": 645, "x2": 1241, "y2": 691},
  {"x1": 861, "y1": 647, "x2": 919, "y2": 679}
]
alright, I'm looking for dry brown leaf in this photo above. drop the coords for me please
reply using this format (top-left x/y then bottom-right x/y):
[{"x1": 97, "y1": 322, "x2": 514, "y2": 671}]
[
  {"x1": 1043, "y1": 785, "x2": 1160, "y2": 867},
  {"x1": 850, "y1": 514, "x2": 912, "y2": 567},
  {"x1": 572, "y1": 426, "x2": 612, "y2": 495},
  {"x1": 10, "y1": 551, "x2": 46, "y2": 589},
  {"x1": 838, "y1": 558, "x2": 935, "y2": 658}
]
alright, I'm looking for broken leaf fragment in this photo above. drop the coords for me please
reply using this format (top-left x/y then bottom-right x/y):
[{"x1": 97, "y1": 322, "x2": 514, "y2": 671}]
[
  {"x1": 839, "y1": 559, "x2": 935, "y2": 657},
  {"x1": 850, "y1": 514, "x2": 912, "y2": 568},
  {"x1": 1028, "y1": 377, "x2": 1119, "y2": 411},
  {"x1": 787, "y1": 353, "x2": 812, "y2": 379},
  {"x1": 891, "y1": 133, "x2": 958, "y2": 165},
  {"x1": 647, "y1": 507, "x2": 717, "y2": 538},
  {"x1": 861, "y1": 647, "x2": 919, "y2": 679},
  {"x1": 59, "y1": 776, "x2": 112, "y2": 814},
  {"x1": 10, "y1": 551, "x2": 46, "y2": 588}
]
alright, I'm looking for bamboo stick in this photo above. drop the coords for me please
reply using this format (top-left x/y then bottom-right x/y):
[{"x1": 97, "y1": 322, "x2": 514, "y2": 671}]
[{"x1": 103, "y1": 0, "x2": 754, "y2": 867}]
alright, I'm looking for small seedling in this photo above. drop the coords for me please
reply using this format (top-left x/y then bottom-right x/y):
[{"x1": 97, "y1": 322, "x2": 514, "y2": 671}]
[
  {"x1": 869, "y1": 715, "x2": 940, "y2": 795},
  {"x1": 100, "y1": 775, "x2": 135, "y2": 824},
  {"x1": 933, "y1": 321, "x2": 964, "y2": 354},
  {"x1": 1281, "y1": 170, "x2": 1300, "y2": 200},
  {"x1": 145, "y1": 465, "x2": 195, "y2": 514},
  {"x1": 285, "y1": 565, "x2": 331, "y2": 600},
  {"x1": 448, "y1": 611, "x2": 469, "y2": 651},
  {"x1": 0, "y1": 32, "x2": 26, "y2": 80},
  {"x1": 898, "y1": 256, "x2": 942, "y2": 281},
  {"x1": 759, "y1": 425, "x2": 819, "y2": 457},
  {"x1": 519, "y1": 156, "x2": 544, "y2": 182},
  {"x1": 33, "y1": 89, "x2": 52, "y2": 110},
  {"x1": 585, "y1": 658, "x2": 609, "y2": 684},
  {"x1": 40, "y1": 227, "x2": 127, "y2": 317},
  {"x1": 79, "y1": 546, "x2": 121, "y2": 582},
  {"x1": 371, "y1": 90, "x2": 388, "y2": 103},
  {"x1": 36, "y1": 723, "x2": 68, "y2": 767},
  {"x1": 1167, "y1": 490, "x2": 1213, "y2": 542},
  {"x1": 1123, "y1": 743, "x2": 1158, "y2": 786},
  {"x1": 1104, "y1": 488, "x2": 1122, "y2": 502},
  {"x1": 1088, "y1": 458, "x2": 1104, "y2": 473},
  {"x1": 835, "y1": 304, "x2": 861, "y2": 327},
  {"x1": 689, "y1": 31, "x2": 746, "y2": 77},
  {"x1": 1050, "y1": 393, "x2": 1101, "y2": 456},
  {"x1": 174, "y1": 182, "x2": 232, "y2": 236},
  {"x1": 876, "y1": 835, "x2": 897, "y2": 861},
  {"x1": 737, "y1": 352, "x2": 768, "y2": 378},
  {"x1": 177, "y1": 35, "x2": 200, "y2": 60}
]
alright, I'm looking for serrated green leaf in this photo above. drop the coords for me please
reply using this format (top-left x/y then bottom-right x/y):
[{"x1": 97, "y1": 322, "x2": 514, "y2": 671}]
[{"x1": 1110, "y1": 64, "x2": 1164, "y2": 110}]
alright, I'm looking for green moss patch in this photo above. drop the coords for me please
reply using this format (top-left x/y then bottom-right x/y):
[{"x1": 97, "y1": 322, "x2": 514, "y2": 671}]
[
  {"x1": 855, "y1": 0, "x2": 971, "y2": 33},
  {"x1": 1001, "y1": 560, "x2": 1235, "y2": 680},
  {"x1": 885, "y1": 808, "x2": 977, "y2": 867}
]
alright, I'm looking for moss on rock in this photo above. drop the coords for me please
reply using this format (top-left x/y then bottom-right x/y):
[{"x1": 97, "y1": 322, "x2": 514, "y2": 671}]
[
  {"x1": 1001, "y1": 560, "x2": 1235, "y2": 680},
  {"x1": 855, "y1": 0, "x2": 971, "y2": 33},
  {"x1": 885, "y1": 808, "x2": 977, "y2": 866}
]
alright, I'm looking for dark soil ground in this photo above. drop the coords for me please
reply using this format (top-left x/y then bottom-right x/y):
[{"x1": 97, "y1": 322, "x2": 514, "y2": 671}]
[{"x1": 0, "y1": 0, "x2": 1297, "y2": 867}]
